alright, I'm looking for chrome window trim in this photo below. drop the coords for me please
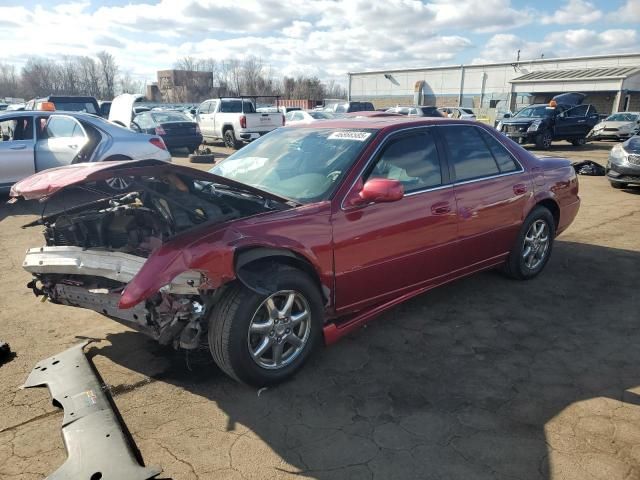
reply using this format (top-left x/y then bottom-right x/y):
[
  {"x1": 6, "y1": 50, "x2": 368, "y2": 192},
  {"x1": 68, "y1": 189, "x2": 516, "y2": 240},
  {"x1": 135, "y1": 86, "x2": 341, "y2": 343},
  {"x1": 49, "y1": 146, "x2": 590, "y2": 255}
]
[
  {"x1": 339, "y1": 125, "x2": 445, "y2": 211},
  {"x1": 453, "y1": 169, "x2": 524, "y2": 187},
  {"x1": 405, "y1": 183, "x2": 453, "y2": 197},
  {"x1": 339, "y1": 123, "x2": 526, "y2": 211}
]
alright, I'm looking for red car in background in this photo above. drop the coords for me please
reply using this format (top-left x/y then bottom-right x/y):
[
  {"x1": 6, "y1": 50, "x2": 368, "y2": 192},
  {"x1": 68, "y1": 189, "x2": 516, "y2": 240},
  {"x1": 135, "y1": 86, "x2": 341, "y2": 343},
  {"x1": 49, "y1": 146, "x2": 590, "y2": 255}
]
[{"x1": 11, "y1": 117, "x2": 580, "y2": 386}]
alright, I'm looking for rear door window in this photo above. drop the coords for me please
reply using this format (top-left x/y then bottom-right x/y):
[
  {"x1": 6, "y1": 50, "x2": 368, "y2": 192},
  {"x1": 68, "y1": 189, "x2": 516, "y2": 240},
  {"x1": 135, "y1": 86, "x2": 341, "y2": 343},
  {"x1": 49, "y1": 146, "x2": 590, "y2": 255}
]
[
  {"x1": 45, "y1": 116, "x2": 83, "y2": 138},
  {"x1": 439, "y1": 125, "x2": 501, "y2": 182},
  {"x1": 477, "y1": 128, "x2": 520, "y2": 173}
]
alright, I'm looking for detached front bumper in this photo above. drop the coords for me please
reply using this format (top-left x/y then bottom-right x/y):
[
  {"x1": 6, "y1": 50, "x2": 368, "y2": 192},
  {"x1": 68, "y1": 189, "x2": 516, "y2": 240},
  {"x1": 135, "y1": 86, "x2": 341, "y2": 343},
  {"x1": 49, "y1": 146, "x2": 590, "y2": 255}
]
[{"x1": 23, "y1": 341, "x2": 161, "y2": 479}]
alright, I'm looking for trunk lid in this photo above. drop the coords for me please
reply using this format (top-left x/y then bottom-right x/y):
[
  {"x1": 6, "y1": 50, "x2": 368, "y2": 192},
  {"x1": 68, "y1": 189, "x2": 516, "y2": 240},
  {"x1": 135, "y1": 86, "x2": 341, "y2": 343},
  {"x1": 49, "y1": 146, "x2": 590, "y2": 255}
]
[
  {"x1": 160, "y1": 121, "x2": 198, "y2": 135},
  {"x1": 108, "y1": 93, "x2": 145, "y2": 127},
  {"x1": 552, "y1": 92, "x2": 586, "y2": 106},
  {"x1": 244, "y1": 113, "x2": 283, "y2": 131}
]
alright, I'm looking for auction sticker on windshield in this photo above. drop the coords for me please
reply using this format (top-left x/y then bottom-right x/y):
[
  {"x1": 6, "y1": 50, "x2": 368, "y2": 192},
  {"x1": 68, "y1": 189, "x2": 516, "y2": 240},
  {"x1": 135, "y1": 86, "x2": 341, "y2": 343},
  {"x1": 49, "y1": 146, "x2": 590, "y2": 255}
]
[{"x1": 328, "y1": 131, "x2": 371, "y2": 141}]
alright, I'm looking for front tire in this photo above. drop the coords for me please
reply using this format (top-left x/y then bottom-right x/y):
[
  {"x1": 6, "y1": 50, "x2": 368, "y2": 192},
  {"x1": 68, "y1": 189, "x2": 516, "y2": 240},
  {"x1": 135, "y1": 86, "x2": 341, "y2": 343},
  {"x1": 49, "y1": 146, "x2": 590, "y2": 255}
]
[
  {"x1": 223, "y1": 129, "x2": 242, "y2": 149},
  {"x1": 535, "y1": 130, "x2": 553, "y2": 149},
  {"x1": 610, "y1": 181, "x2": 627, "y2": 189},
  {"x1": 208, "y1": 267, "x2": 323, "y2": 386},
  {"x1": 503, "y1": 206, "x2": 555, "y2": 280}
]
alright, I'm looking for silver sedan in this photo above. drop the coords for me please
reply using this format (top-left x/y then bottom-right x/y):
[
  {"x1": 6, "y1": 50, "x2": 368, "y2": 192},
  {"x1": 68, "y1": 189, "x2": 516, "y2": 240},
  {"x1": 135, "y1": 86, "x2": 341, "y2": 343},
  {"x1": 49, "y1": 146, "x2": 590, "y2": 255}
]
[{"x1": 0, "y1": 111, "x2": 171, "y2": 192}]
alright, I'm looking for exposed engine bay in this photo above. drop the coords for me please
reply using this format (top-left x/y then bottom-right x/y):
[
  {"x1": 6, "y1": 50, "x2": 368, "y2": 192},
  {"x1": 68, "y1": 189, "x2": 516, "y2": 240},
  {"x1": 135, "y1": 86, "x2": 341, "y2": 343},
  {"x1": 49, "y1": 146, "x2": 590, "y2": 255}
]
[{"x1": 24, "y1": 172, "x2": 286, "y2": 350}]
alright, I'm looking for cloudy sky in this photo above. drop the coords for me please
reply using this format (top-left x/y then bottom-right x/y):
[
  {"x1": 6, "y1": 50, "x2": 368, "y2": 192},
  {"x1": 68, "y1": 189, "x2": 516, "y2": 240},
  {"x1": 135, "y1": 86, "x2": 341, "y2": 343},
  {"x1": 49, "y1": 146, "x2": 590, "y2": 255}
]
[{"x1": 1, "y1": 0, "x2": 638, "y2": 84}]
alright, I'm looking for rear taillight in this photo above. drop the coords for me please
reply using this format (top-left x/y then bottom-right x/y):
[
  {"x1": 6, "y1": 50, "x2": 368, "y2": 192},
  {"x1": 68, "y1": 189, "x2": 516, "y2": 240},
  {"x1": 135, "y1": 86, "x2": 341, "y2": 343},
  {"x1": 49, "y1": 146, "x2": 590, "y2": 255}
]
[
  {"x1": 149, "y1": 137, "x2": 167, "y2": 150},
  {"x1": 239, "y1": 115, "x2": 246, "y2": 129},
  {"x1": 195, "y1": 124, "x2": 201, "y2": 134},
  {"x1": 155, "y1": 126, "x2": 166, "y2": 135}
]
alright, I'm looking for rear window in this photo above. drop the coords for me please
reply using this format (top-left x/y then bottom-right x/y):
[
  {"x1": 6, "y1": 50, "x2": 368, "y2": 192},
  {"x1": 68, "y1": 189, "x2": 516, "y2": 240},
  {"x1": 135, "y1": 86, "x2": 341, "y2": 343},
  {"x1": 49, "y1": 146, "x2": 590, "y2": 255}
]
[
  {"x1": 53, "y1": 102, "x2": 98, "y2": 114},
  {"x1": 151, "y1": 112, "x2": 191, "y2": 123},
  {"x1": 220, "y1": 100, "x2": 256, "y2": 113}
]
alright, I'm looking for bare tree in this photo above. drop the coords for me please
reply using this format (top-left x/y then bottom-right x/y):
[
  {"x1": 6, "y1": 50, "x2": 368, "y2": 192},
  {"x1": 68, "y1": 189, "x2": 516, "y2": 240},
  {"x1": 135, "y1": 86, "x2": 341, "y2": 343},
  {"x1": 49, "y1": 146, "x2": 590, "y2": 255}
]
[
  {"x1": 119, "y1": 71, "x2": 144, "y2": 94},
  {"x1": 0, "y1": 63, "x2": 20, "y2": 98},
  {"x1": 97, "y1": 51, "x2": 118, "y2": 99}
]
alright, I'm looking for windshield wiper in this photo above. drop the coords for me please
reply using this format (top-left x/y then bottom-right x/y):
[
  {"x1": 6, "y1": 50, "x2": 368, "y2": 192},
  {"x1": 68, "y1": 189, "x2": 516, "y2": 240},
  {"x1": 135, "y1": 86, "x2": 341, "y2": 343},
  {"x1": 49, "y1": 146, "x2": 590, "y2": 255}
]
[{"x1": 198, "y1": 181, "x2": 301, "y2": 208}]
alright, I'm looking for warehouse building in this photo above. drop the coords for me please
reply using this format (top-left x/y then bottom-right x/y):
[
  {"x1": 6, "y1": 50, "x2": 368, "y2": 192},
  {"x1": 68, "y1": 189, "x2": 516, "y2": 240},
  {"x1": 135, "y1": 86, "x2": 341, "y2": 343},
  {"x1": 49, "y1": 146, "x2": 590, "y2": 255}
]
[{"x1": 348, "y1": 53, "x2": 640, "y2": 116}]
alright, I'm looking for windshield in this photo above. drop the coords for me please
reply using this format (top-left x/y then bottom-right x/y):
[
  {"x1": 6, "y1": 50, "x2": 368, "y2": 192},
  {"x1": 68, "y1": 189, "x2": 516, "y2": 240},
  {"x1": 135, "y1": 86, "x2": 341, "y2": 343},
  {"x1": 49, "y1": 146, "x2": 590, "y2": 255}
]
[
  {"x1": 210, "y1": 127, "x2": 375, "y2": 203},
  {"x1": 606, "y1": 113, "x2": 639, "y2": 122},
  {"x1": 514, "y1": 106, "x2": 555, "y2": 118}
]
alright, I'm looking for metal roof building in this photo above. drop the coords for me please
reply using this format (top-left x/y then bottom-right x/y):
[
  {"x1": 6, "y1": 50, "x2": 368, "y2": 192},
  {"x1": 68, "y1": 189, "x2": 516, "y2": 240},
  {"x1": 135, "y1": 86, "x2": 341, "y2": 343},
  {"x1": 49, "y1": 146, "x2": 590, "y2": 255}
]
[{"x1": 348, "y1": 53, "x2": 640, "y2": 115}]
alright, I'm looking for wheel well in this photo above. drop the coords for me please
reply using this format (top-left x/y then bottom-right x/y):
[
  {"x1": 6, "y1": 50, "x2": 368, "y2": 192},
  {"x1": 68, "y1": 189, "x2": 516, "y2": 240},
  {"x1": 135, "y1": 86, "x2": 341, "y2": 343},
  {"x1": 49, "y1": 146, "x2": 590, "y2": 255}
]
[
  {"x1": 234, "y1": 248, "x2": 327, "y2": 302},
  {"x1": 104, "y1": 154, "x2": 132, "y2": 161},
  {"x1": 537, "y1": 199, "x2": 560, "y2": 228},
  {"x1": 222, "y1": 125, "x2": 233, "y2": 134}
]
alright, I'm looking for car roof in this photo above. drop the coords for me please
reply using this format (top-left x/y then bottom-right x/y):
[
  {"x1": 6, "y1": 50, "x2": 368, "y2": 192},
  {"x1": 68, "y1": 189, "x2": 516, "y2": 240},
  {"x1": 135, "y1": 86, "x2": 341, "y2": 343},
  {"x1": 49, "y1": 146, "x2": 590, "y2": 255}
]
[
  {"x1": 0, "y1": 110, "x2": 101, "y2": 121},
  {"x1": 288, "y1": 116, "x2": 479, "y2": 131}
]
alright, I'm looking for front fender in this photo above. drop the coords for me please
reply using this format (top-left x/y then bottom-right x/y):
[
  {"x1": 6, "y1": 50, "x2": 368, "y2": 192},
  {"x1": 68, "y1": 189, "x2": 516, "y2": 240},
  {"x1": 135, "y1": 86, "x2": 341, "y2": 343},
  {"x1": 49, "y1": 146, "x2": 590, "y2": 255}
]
[{"x1": 118, "y1": 228, "x2": 241, "y2": 309}]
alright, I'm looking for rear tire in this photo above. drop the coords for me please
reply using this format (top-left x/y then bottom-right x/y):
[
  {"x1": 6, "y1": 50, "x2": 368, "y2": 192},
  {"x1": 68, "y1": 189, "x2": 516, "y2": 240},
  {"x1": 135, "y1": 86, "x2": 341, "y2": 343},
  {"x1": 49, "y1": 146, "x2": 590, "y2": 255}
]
[
  {"x1": 571, "y1": 137, "x2": 586, "y2": 147},
  {"x1": 224, "y1": 129, "x2": 242, "y2": 149},
  {"x1": 610, "y1": 181, "x2": 627, "y2": 189},
  {"x1": 100, "y1": 155, "x2": 134, "y2": 192},
  {"x1": 208, "y1": 267, "x2": 323, "y2": 386},
  {"x1": 503, "y1": 206, "x2": 555, "y2": 280}
]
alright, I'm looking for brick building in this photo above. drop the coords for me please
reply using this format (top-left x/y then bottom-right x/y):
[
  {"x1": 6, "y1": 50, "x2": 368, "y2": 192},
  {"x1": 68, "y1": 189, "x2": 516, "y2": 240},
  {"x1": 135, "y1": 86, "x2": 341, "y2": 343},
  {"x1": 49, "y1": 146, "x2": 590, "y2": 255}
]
[{"x1": 146, "y1": 69, "x2": 213, "y2": 103}]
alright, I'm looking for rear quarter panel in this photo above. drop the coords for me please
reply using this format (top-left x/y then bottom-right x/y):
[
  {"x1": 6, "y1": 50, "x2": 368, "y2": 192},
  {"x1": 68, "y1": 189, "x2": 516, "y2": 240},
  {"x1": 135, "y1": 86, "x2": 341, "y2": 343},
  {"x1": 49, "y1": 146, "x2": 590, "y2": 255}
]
[{"x1": 530, "y1": 156, "x2": 580, "y2": 235}]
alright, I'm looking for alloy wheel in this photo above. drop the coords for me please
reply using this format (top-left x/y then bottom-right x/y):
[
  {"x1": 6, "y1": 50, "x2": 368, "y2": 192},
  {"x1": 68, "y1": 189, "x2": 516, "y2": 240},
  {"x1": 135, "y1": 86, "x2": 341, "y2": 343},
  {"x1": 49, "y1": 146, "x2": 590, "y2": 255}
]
[
  {"x1": 522, "y1": 219, "x2": 550, "y2": 270},
  {"x1": 105, "y1": 176, "x2": 133, "y2": 191},
  {"x1": 543, "y1": 131, "x2": 552, "y2": 148},
  {"x1": 247, "y1": 290, "x2": 312, "y2": 370}
]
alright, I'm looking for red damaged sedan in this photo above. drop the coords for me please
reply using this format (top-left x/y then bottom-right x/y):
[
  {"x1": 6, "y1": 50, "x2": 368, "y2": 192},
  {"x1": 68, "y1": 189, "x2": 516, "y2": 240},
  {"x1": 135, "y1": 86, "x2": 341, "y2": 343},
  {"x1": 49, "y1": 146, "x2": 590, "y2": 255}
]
[{"x1": 11, "y1": 117, "x2": 580, "y2": 386}]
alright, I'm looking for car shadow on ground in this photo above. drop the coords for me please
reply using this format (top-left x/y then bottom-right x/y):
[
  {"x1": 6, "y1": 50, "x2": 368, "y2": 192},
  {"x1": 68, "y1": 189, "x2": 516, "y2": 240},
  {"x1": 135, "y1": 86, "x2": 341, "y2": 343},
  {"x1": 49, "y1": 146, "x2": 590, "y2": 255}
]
[{"x1": 94, "y1": 240, "x2": 640, "y2": 479}]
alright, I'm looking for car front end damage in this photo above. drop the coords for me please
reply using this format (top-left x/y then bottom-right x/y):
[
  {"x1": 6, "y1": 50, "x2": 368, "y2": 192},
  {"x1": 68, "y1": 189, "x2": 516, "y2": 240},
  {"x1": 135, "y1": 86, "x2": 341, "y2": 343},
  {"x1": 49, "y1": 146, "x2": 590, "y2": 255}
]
[
  {"x1": 607, "y1": 138, "x2": 640, "y2": 187},
  {"x1": 13, "y1": 160, "x2": 294, "y2": 354}
]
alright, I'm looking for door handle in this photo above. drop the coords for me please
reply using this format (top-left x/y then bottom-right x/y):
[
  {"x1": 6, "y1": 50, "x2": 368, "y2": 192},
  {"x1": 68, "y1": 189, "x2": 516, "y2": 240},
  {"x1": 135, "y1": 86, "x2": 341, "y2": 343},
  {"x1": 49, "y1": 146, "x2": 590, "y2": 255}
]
[
  {"x1": 577, "y1": 120, "x2": 585, "y2": 123},
  {"x1": 513, "y1": 183, "x2": 527, "y2": 195},
  {"x1": 68, "y1": 144, "x2": 78, "y2": 149},
  {"x1": 431, "y1": 202, "x2": 451, "y2": 215},
  {"x1": 9, "y1": 144, "x2": 26, "y2": 150}
]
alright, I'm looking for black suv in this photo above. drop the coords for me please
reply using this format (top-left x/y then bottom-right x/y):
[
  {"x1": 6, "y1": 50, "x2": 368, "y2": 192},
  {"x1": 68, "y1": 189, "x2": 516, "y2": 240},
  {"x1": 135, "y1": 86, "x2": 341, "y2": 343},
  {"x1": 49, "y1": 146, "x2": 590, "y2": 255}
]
[
  {"x1": 324, "y1": 101, "x2": 375, "y2": 113},
  {"x1": 25, "y1": 95, "x2": 102, "y2": 117},
  {"x1": 497, "y1": 93, "x2": 599, "y2": 149}
]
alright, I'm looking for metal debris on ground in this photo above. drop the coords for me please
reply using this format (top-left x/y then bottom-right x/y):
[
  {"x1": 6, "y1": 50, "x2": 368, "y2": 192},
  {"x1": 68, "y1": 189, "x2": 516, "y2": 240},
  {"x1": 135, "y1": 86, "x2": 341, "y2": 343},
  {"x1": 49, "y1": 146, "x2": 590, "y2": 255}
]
[{"x1": 23, "y1": 340, "x2": 162, "y2": 480}]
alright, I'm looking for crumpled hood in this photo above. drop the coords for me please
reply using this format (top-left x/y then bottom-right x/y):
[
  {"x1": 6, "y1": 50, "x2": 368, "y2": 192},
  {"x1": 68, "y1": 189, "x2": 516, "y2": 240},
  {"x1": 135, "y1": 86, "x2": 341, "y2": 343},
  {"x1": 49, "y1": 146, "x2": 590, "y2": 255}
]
[
  {"x1": 9, "y1": 158, "x2": 295, "y2": 206},
  {"x1": 595, "y1": 121, "x2": 636, "y2": 129}
]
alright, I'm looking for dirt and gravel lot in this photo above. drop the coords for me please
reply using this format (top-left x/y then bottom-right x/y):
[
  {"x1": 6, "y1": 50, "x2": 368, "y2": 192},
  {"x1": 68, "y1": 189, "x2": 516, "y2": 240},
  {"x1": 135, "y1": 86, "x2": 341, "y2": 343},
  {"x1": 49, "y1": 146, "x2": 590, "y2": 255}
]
[{"x1": 1, "y1": 140, "x2": 639, "y2": 480}]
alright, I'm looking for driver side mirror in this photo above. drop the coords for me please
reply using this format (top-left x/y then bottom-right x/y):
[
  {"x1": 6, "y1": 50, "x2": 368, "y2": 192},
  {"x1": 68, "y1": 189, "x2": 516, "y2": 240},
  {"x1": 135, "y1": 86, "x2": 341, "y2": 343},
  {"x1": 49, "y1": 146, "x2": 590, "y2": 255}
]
[
  {"x1": 502, "y1": 113, "x2": 511, "y2": 118},
  {"x1": 345, "y1": 178, "x2": 404, "y2": 208}
]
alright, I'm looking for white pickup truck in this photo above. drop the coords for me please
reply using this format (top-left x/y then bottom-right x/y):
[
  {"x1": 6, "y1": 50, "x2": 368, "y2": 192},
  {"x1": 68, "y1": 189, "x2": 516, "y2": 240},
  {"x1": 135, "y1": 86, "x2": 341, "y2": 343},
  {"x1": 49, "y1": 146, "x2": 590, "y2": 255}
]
[{"x1": 196, "y1": 98, "x2": 284, "y2": 149}]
